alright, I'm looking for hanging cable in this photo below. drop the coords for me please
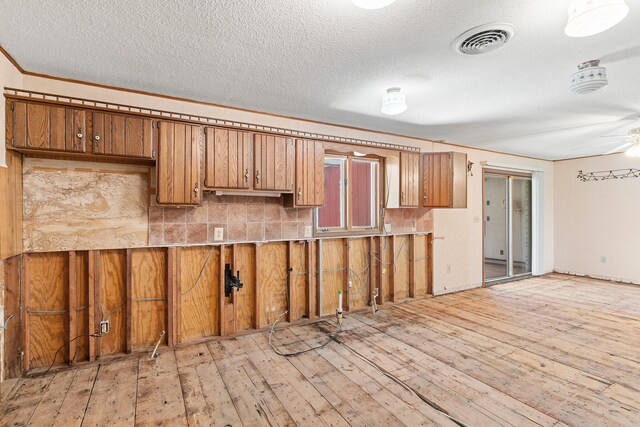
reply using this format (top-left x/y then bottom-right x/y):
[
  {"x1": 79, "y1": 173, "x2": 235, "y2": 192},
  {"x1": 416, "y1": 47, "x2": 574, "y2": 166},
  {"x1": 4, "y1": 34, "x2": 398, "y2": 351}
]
[
  {"x1": 181, "y1": 244, "x2": 216, "y2": 296},
  {"x1": 40, "y1": 333, "x2": 102, "y2": 377},
  {"x1": 332, "y1": 332, "x2": 469, "y2": 427}
]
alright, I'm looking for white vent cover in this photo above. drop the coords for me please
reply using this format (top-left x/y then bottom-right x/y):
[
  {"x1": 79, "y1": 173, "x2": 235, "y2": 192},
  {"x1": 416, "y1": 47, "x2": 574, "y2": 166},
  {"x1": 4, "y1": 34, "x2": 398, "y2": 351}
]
[{"x1": 454, "y1": 23, "x2": 516, "y2": 55}]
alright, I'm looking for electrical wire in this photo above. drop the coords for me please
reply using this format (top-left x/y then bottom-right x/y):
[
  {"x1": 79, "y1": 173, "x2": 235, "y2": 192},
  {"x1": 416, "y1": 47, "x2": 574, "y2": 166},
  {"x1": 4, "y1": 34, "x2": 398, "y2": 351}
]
[
  {"x1": 268, "y1": 270, "x2": 342, "y2": 357},
  {"x1": 40, "y1": 333, "x2": 102, "y2": 377},
  {"x1": 332, "y1": 332, "x2": 469, "y2": 427},
  {"x1": 181, "y1": 244, "x2": 216, "y2": 296},
  {"x1": 269, "y1": 317, "x2": 342, "y2": 357}
]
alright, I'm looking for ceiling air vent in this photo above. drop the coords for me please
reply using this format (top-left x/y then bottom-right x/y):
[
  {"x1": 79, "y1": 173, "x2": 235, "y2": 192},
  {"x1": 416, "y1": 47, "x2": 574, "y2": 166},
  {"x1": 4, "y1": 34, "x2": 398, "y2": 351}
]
[{"x1": 454, "y1": 23, "x2": 516, "y2": 55}]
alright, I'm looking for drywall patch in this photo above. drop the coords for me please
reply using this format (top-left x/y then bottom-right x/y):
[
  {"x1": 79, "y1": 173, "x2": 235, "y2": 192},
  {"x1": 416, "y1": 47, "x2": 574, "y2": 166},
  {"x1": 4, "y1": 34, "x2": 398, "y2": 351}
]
[{"x1": 23, "y1": 158, "x2": 150, "y2": 252}]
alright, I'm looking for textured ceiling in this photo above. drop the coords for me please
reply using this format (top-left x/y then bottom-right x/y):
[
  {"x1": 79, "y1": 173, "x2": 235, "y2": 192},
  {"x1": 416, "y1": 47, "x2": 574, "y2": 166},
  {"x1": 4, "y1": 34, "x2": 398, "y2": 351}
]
[{"x1": 1, "y1": 0, "x2": 640, "y2": 159}]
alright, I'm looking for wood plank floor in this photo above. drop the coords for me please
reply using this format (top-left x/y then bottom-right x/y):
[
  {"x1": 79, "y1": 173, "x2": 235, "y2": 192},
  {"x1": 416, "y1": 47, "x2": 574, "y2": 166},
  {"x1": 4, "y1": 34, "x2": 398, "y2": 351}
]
[{"x1": 2, "y1": 273, "x2": 640, "y2": 426}]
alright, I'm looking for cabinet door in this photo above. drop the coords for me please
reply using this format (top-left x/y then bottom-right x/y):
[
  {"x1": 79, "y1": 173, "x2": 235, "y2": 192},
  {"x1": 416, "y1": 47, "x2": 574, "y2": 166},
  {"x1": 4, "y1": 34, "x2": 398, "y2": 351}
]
[
  {"x1": 10, "y1": 101, "x2": 87, "y2": 153},
  {"x1": 422, "y1": 152, "x2": 452, "y2": 208},
  {"x1": 253, "y1": 134, "x2": 294, "y2": 191},
  {"x1": 91, "y1": 112, "x2": 154, "y2": 159},
  {"x1": 422, "y1": 152, "x2": 467, "y2": 208},
  {"x1": 400, "y1": 152, "x2": 420, "y2": 207},
  {"x1": 293, "y1": 139, "x2": 324, "y2": 207},
  {"x1": 204, "y1": 128, "x2": 251, "y2": 189},
  {"x1": 156, "y1": 121, "x2": 201, "y2": 206}
]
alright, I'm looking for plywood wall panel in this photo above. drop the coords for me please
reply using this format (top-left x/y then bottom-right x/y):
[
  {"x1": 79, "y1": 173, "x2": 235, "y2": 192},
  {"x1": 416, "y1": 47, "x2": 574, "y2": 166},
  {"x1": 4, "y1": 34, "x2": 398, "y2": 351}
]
[
  {"x1": 320, "y1": 239, "x2": 344, "y2": 316},
  {"x1": 72, "y1": 251, "x2": 90, "y2": 362},
  {"x1": 413, "y1": 235, "x2": 427, "y2": 297},
  {"x1": 98, "y1": 250, "x2": 127, "y2": 356},
  {"x1": 22, "y1": 158, "x2": 149, "y2": 252},
  {"x1": 380, "y1": 237, "x2": 392, "y2": 303},
  {"x1": 130, "y1": 248, "x2": 167, "y2": 350},
  {"x1": 289, "y1": 241, "x2": 307, "y2": 321},
  {"x1": 348, "y1": 238, "x2": 370, "y2": 310},
  {"x1": 27, "y1": 253, "x2": 68, "y2": 368},
  {"x1": 179, "y1": 246, "x2": 219, "y2": 341},
  {"x1": 393, "y1": 236, "x2": 410, "y2": 301},
  {"x1": 257, "y1": 242, "x2": 288, "y2": 326},
  {"x1": 234, "y1": 244, "x2": 256, "y2": 330}
]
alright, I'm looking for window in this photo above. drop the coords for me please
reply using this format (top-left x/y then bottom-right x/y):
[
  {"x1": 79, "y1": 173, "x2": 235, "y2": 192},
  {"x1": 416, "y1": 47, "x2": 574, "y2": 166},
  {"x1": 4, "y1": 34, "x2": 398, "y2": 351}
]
[{"x1": 316, "y1": 154, "x2": 381, "y2": 234}]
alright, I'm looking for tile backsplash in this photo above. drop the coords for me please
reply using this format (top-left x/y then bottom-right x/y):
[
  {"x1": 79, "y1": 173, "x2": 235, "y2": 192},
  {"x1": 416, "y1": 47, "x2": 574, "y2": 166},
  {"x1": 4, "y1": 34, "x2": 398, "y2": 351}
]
[{"x1": 150, "y1": 194, "x2": 433, "y2": 246}]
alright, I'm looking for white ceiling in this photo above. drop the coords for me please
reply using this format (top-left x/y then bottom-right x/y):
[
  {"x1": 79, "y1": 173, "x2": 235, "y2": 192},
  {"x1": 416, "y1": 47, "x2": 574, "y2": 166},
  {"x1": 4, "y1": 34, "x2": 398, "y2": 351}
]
[{"x1": 1, "y1": 0, "x2": 639, "y2": 160}]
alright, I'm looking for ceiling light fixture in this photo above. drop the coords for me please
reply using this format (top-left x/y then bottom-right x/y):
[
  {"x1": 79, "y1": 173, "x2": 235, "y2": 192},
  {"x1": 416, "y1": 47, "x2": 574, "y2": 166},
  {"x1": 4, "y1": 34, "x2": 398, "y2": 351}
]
[
  {"x1": 565, "y1": 0, "x2": 630, "y2": 37},
  {"x1": 380, "y1": 87, "x2": 407, "y2": 115},
  {"x1": 350, "y1": 0, "x2": 395, "y2": 10},
  {"x1": 569, "y1": 60, "x2": 608, "y2": 94}
]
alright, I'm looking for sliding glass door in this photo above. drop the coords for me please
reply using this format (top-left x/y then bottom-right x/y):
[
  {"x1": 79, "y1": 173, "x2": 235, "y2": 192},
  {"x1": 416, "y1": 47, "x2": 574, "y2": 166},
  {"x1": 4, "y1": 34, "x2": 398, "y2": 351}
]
[{"x1": 483, "y1": 171, "x2": 532, "y2": 283}]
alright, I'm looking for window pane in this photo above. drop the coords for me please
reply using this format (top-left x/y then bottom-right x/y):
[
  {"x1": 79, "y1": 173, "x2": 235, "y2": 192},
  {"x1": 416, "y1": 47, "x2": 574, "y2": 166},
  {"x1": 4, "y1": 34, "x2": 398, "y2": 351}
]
[
  {"x1": 351, "y1": 160, "x2": 377, "y2": 228},
  {"x1": 317, "y1": 160, "x2": 344, "y2": 228}
]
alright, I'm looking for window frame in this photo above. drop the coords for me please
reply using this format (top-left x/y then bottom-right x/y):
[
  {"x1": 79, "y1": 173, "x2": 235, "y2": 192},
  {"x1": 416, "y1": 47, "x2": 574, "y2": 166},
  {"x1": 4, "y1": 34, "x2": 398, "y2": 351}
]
[{"x1": 315, "y1": 152, "x2": 383, "y2": 236}]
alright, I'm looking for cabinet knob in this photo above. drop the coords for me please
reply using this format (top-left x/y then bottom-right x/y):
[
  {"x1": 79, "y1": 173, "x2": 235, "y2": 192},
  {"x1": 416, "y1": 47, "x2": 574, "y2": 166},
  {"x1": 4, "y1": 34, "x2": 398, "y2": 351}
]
[
  {"x1": 244, "y1": 169, "x2": 249, "y2": 182},
  {"x1": 423, "y1": 193, "x2": 427, "y2": 200},
  {"x1": 194, "y1": 186, "x2": 199, "y2": 194},
  {"x1": 94, "y1": 135, "x2": 101, "y2": 141},
  {"x1": 255, "y1": 170, "x2": 260, "y2": 183},
  {"x1": 76, "y1": 129, "x2": 83, "y2": 139},
  {"x1": 297, "y1": 187, "x2": 301, "y2": 200}
]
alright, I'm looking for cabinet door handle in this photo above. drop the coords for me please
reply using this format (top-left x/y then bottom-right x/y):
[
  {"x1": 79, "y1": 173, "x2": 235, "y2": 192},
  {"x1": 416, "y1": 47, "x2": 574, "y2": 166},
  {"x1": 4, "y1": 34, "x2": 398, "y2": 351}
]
[
  {"x1": 297, "y1": 187, "x2": 301, "y2": 201},
  {"x1": 244, "y1": 169, "x2": 249, "y2": 183},
  {"x1": 401, "y1": 191, "x2": 405, "y2": 202},
  {"x1": 255, "y1": 170, "x2": 260, "y2": 183},
  {"x1": 194, "y1": 185, "x2": 199, "y2": 195}
]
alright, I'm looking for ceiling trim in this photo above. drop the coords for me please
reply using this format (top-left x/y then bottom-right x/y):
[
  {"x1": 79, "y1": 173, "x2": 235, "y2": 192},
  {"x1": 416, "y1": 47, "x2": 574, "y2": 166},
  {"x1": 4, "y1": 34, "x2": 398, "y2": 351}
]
[{"x1": 0, "y1": 45, "x2": 563, "y2": 162}]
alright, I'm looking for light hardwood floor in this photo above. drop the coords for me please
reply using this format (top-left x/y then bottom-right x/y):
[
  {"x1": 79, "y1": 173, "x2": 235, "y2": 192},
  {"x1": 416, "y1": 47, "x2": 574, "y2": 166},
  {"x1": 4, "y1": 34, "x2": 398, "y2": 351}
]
[{"x1": 2, "y1": 273, "x2": 639, "y2": 426}]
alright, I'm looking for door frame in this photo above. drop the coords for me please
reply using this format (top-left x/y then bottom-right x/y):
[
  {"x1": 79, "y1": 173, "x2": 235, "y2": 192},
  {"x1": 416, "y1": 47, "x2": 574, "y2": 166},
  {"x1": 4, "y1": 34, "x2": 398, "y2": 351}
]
[{"x1": 482, "y1": 167, "x2": 538, "y2": 285}]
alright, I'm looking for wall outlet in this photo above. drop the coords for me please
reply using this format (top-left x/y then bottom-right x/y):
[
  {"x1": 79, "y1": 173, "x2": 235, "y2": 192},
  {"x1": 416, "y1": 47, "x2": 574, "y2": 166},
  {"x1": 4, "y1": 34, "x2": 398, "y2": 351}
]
[
  {"x1": 500, "y1": 249, "x2": 504, "y2": 255},
  {"x1": 446, "y1": 264, "x2": 451, "y2": 274},
  {"x1": 214, "y1": 227, "x2": 224, "y2": 241},
  {"x1": 303, "y1": 225, "x2": 313, "y2": 238},
  {"x1": 600, "y1": 256, "x2": 607, "y2": 264},
  {"x1": 384, "y1": 223, "x2": 392, "y2": 233},
  {"x1": 99, "y1": 320, "x2": 109, "y2": 334}
]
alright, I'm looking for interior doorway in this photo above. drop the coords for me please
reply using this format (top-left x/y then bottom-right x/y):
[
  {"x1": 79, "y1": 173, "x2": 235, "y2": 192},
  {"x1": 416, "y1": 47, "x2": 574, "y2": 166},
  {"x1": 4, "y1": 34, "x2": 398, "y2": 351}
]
[{"x1": 483, "y1": 170, "x2": 533, "y2": 284}]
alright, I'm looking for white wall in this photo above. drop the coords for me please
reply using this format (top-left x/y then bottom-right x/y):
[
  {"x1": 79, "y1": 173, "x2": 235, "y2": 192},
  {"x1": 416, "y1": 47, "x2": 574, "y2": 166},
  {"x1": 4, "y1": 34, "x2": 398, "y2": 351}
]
[
  {"x1": 0, "y1": 54, "x2": 556, "y2": 295},
  {"x1": 554, "y1": 153, "x2": 640, "y2": 284},
  {"x1": 431, "y1": 150, "x2": 554, "y2": 295}
]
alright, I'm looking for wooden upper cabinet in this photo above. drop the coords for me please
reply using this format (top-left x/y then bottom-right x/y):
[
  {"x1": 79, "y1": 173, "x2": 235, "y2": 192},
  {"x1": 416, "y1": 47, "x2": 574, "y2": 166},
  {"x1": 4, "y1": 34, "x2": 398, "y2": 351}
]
[
  {"x1": 399, "y1": 151, "x2": 420, "y2": 207},
  {"x1": 204, "y1": 127, "x2": 251, "y2": 189},
  {"x1": 156, "y1": 121, "x2": 202, "y2": 206},
  {"x1": 253, "y1": 134, "x2": 295, "y2": 192},
  {"x1": 422, "y1": 152, "x2": 467, "y2": 208},
  {"x1": 9, "y1": 100, "x2": 88, "y2": 153},
  {"x1": 284, "y1": 139, "x2": 324, "y2": 207},
  {"x1": 91, "y1": 112, "x2": 154, "y2": 159}
]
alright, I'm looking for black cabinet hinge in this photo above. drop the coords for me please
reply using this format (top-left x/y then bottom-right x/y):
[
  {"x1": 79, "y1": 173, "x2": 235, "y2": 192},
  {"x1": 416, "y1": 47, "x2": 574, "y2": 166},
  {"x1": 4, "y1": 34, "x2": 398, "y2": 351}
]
[{"x1": 10, "y1": 101, "x2": 15, "y2": 111}]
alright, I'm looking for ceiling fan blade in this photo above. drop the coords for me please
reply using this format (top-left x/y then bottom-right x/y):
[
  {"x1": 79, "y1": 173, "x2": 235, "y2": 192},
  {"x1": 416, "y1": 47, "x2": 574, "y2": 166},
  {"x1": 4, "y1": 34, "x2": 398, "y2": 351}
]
[{"x1": 604, "y1": 141, "x2": 633, "y2": 155}]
